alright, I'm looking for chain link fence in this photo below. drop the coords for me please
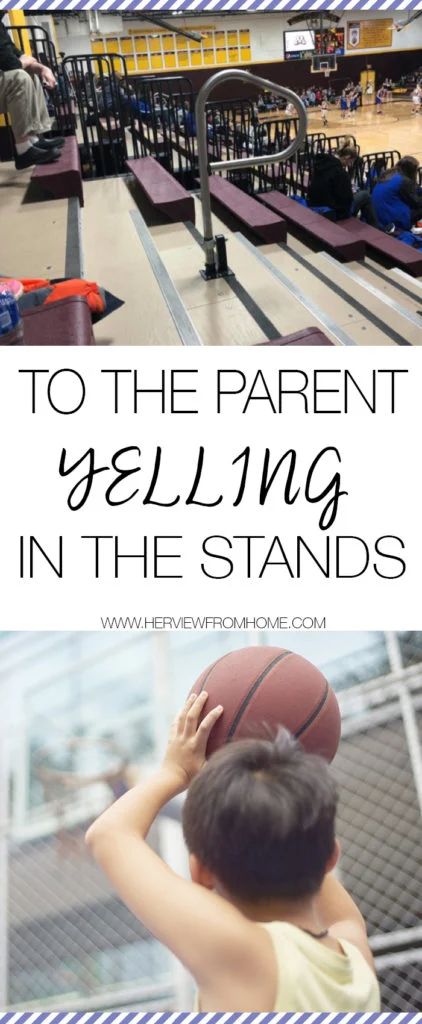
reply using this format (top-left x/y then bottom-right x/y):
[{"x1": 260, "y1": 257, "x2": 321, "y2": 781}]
[
  {"x1": 336, "y1": 659, "x2": 422, "y2": 1012},
  {"x1": 2, "y1": 632, "x2": 422, "y2": 1011},
  {"x1": 8, "y1": 819, "x2": 174, "y2": 1009}
]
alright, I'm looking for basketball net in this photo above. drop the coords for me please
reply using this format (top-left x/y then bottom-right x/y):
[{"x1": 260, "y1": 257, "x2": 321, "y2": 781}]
[{"x1": 34, "y1": 737, "x2": 136, "y2": 859}]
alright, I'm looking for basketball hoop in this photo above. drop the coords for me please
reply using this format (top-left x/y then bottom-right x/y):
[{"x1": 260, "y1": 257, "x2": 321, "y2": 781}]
[
  {"x1": 34, "y1": 736, "x2": 129, "y2": 790},
  {"x1": 33, "y1": 736, "x2": 131, "y2": 858},
  {"x1": 324, "y1": 70, "x2": 330, "y2": 79}
]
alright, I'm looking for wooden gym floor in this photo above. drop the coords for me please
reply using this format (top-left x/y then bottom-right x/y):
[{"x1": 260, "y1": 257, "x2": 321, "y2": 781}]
[{"x1": 306, "y1": 99, "x2": 422, "y2": 162}]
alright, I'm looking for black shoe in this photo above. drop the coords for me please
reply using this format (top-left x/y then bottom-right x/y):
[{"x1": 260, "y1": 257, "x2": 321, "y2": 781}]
[
  {"x1": 37, "y1": 135, "x2": 65, "y2": 149},
  {"x1": 384, "y1": 223, "x2": 396, "y2": 235},
  {"x1": 15, "y1": 145, "x2": 60, "y2": 170}
]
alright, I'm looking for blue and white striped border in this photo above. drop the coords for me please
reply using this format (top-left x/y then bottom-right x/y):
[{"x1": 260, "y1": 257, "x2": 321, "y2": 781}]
[
  {"x1": 2, "y1": 0, "x2": 422, "y2": 11},
  {"x1": 0, "y1": 1013, "x2": 421, "y2": 1024}
]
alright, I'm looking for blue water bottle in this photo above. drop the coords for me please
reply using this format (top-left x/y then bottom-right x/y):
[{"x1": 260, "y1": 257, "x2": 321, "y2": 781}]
[{"x1": 0, "y1": 288, "x2": 24, "y2": 345}]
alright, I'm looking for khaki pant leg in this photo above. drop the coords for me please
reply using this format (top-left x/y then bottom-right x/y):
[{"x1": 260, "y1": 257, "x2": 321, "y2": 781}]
[
  {"x1": 32, "y1": 73, "x2": 51, "y2": 134},
  {"x1": 0, "y1": 68, "x2": 51, "y2": 138}
]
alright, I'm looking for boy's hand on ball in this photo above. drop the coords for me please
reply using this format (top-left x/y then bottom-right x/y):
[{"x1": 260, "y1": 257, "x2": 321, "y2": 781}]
[{"x1": 162, "y1": 692, "x2": 223, "y2": 791}]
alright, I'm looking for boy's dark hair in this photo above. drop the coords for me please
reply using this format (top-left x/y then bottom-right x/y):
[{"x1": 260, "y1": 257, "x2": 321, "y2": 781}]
[{"x1": 183, "y1": 732, "x2": 337, "y2": 903}]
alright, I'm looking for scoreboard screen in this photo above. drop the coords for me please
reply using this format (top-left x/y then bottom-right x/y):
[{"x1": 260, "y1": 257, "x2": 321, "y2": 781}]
[{"x1": 284, "y1": 29, "x2": 315, "y2": 58}]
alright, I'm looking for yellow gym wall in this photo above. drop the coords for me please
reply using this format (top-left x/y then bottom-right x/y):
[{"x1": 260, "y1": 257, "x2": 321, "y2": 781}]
[{"x1": 90, "y1": 25, "x2": 252, "y2": 75}]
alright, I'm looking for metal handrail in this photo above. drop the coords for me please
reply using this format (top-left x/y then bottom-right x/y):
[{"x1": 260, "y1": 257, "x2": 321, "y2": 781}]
[{"x1": 195, "y1": 69, "x2": 308, "y2": 276}]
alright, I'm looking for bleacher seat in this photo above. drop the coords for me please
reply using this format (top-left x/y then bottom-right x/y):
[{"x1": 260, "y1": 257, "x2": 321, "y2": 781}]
[
  {"x1": 126, "y1": 156, "x2": 195, "y2": 223},
  {"x1": 258, "y1": 327, "x2": 334, "y2": 346},
  {"x1": 258, "y1": 191, "x2": 365, "y2": 261},
  {"x1": 209, "y1": 176, "x2": 286, "y2": 243},
  {"x1": 31, "y1": 136, "x2": 84, "y2": 206},
  {"x1": 22, "y1": 296, "x2": 94, "y2": 345},
  {"x1": 341, "y1": 218, "x2": 422, "y2": 278}
]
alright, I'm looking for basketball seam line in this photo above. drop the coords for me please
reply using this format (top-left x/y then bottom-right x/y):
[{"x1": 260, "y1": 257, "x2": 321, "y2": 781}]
[
  {"x1": 197, "y1": 651, "x2": 235, "y2": 692},
  {"x1": 227, "y1": 650, "x2": 292, "y2": 740},
  {"x1": 294, "y1": 680, "x2": 330, "y2": 740}
]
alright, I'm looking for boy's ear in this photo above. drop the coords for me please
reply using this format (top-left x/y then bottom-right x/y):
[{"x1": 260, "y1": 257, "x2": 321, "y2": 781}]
[
  {"x1": 326, "y1": 838, "x2": 341, "y2": 875},
  {"x1": 189, "y1": 853, "x2": 216, "y2": 890}
]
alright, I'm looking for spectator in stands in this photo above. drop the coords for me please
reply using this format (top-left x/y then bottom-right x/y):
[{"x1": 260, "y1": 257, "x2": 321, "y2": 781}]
[
  {"x1": 182, "y1": 100, "x2": 196, "y2": 138},
  {"x1": 129, "y1": 91, "x2": 151, "y2": 122},
  {"x1": 365, "y1": 157, "x2": 387, "y2": 191},
  {"x1": 249, "y1": 118, "x2": 268, "y2": 153},
  {"x1": 96, "y1": 73, "x2": 128, "y2": 118},
  {"x1": 372, "y1": 156, "x2": 422, "y2": 237},
  {"x1": 307, "y1": 140, "x2": 379, "y2": 226},
  {"x1": 0, "y1": 12, "x2": 63, "y2": 168}
]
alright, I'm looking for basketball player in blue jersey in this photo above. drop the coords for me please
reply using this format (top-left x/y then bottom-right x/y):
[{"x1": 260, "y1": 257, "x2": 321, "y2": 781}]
[
  {"x1": 340, "y1": 90, "x2": 348, "y2": 119},
  {"x1": 375, "y1": 87, "x2": 385, "y2": 115}
]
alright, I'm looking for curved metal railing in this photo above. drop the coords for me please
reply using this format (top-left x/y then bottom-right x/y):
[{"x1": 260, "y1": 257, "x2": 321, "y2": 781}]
[{"x1": 195, "y1": 69, "x2": 308, "y2": 277}]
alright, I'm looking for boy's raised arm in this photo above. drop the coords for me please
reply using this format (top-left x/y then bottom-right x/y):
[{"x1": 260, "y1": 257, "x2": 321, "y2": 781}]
[
  {"x1": 85, "y1": 693, "x2": 270, "y2": 992},
  {"x1": 317, "y1": 872, "x2": 375, "y2": 971}
]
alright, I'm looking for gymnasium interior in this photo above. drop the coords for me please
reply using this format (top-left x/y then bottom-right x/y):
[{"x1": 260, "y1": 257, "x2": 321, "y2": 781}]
[
  {"x1": 1, "y1": 6, "x2": 422, "y2": 346},
  {"x1": 1, "y1": 630, "x2": 421, "y2": 1010}
]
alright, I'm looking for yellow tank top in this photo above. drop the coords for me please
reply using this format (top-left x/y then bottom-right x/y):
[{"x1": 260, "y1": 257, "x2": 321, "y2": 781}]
[{"x1": 260, "y1": 921, "x2": 381, "y2": 1011}]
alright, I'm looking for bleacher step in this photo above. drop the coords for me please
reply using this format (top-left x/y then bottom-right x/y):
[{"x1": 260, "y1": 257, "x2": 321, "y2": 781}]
[
  {"x1": 314, "y1": 253, "x2": 421, "y2": 345},
  {"x1": 352, "y1": 258, "x2": 422, "y2": 319},
  {"x1": 82, "y1": 176, "x2": 182, "y2": 346},
  {"x1": 150, "y1": 205, "x2": 342, "y2": 345},
  {"x1": 262, "y1": 240, "x2": 389, "y2": 345},
  {"x1": 276, "y1": 236, "x2": 417, "y2": 345},
  {"x1": 149, "y1": 219, "x2": 278, "y2": 345},
  {"x1": 391, "y1": 267, "x2": 422, "y2": 295},
  {"x1": 31, "y1": 136, "x2": 84, "y2": 206},
  {"x1": 0, "y1": 161, "x2": 68, "y2": 279}
]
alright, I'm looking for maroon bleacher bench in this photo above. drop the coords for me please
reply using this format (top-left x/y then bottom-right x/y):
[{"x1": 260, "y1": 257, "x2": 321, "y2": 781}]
[
  {"x1": 22, "y1": 296, "x2": 94, "y2": 345},
  {"x1": 31, "y1": 136, "x2": 84, "y2": 207},
  {"x1": 258, "y1": 327, "x2": 334, "y2": 346},
  {"x1": 126, "y1": 155, "x2": 195, "y2": 224},
  {"x1": 341, "y1": 218, "x2": 422, "y2": 278},
  {"x1": 258, "y1": 191, "x2": 365, "y2": 261},
  {"x1": 209, "y1": 175, "x2": 286, "y2": 243}
]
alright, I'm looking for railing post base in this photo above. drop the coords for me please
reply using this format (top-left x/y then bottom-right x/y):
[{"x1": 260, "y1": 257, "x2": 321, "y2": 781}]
[{"x1": 200, "y1": 235, "x2": 234, "y2": 281}]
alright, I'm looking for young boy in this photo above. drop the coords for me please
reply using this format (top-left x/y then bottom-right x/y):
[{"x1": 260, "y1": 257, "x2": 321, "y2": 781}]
[{"x1": 86, "y1": 691, "x2": 381, "y2": 1012}]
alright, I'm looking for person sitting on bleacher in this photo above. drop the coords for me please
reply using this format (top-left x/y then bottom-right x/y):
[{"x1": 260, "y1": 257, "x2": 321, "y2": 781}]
[
  {"x1": 181, "y1": 99, "x2": 196, "y2": 138},
  {"x1": 365, "y1": 157, "x2": 386, "y2": 191},
  {"x1": 307, "y1": 140, "x2": 379, "y2": 227},
  {"x1": 0, "y1": 12, "x2": 63, "y2": 169},
  {"x1": 371, "y1": 156, "x2": 422, "y2": 245},
  {"x1": 130, "y1": 93, "x2": 151, "y2": 122},
  {"x1": 97, "y1": 74, "x2": 128, "y2": 119}
]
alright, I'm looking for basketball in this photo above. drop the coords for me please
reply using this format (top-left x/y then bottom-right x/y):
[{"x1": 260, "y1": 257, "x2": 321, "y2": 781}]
[{"x1": 189, "y1": 646, "x2": 341, "y2": 761}]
